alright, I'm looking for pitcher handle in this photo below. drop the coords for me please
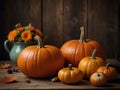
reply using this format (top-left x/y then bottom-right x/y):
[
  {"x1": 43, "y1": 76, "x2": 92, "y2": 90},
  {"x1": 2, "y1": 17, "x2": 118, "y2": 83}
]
[{"x1": 4, "y1": 40, "x2": 11, "y2": 53}]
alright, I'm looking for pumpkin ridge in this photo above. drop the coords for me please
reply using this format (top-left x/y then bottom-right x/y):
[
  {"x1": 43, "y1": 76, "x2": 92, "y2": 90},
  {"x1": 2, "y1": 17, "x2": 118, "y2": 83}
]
[
  {"x1": 45, "y1": 45, "x2": 64, "y2": 75},
  {"x1": 84, "y1": 43, "x2": 94, "y2": 57},
  {"x1": 77, "y1": 43, "x2": 85, "y2": 64},
  {"x1": 38, "y1": 46, "x2": 54, "y2": 77},
  {"x1": 45, "y1": 46, "x2": 56, "y2": 62},
  {"x1": 23, "y1": 48, "x2": 33, "y2": 76},
  {"x1": 19, "y1": 47, "x2": 32, "y2": 76},
  {"x1": 82, "y1": 58, "x2": 89, "y2": 78},
  {"x1": 73, "y1": 42, "x2": 80, "y2": 66},
  {"x1": 32, "y1": 48, "x2": 40, "y2": 77},
  {"x1": 88, "y1": 42, "x2": 96, "y2": 53},
  {"x1": 36, "y1": 48, "x2": 49, "y2": 77},
  {"x1": 32, "y1": 48, "x2": 41, "y2": 77},
  {"x1": 64, "y1": 41, "x2": 78, "y2": 66},
  {"x1": 72, "y1": 42, "x2": 79, "y2": 66},
  {"x1": 27, "y1": 48, "x2": 37, "y2": 77},
  {"x1": 35, "y1": 48, "x2": 41, "y2": 76},
  {"x1": 86, "y1": 60, "x2": 91, "y2": 78},
  {"x1": 25, "y1": 48, "x2": 33, "y2": 76}
]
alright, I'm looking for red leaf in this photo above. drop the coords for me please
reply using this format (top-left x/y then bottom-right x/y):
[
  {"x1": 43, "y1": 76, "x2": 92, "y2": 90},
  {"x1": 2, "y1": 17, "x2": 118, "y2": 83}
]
[{"x1": 0, "y1": 76, "x2": 17, "y2": 83}]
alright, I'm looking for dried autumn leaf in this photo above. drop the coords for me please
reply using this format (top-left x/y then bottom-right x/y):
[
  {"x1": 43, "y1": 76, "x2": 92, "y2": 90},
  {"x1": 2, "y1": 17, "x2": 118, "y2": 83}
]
[
  {"x1": 51, "y1": 76, "x2": 59, "y2": 82},
  {"x1": 0, "y1": 76, "x2": 17, "y2": 83},
  {"x1": 0, "y1": 63, "x2": 10, "y2": 69},
  {"x1": 12, "y1": 67, "x2": 20, "y2": 72},
  {"x1": 25, "y1": 79, "x2": 31, "y2": 83}
]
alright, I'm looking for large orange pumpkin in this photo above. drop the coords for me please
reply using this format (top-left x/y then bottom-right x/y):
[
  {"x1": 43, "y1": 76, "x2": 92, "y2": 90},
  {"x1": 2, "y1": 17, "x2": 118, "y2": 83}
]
[
  {"x1": 17, "y1": 35, "x2": 65, "y2": 78},
  {"x1": 60, "y1": 27, "x2": 106, "y2": 67}
]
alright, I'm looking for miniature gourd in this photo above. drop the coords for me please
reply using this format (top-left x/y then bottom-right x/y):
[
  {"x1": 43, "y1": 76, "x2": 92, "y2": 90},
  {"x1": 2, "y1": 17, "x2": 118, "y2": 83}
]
[
  {"x1": 58, "y1": 64, "x2": 83, "y2": 84},
  {"x1": 90, "y1": 72, "x2": 107, "y2": 87},
  {"x1": 78, "y1": 49, "x2": 105, "y2": 79},
  {"x1": 97, "y1": 63, "x2": 118, "y2": 81}
]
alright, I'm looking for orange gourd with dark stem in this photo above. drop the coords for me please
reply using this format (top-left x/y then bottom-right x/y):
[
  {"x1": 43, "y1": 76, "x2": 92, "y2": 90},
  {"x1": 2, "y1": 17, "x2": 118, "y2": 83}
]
[
  {"x1": 78, "y1": 49, "x2": 105, "y2": 79},
  {"x1": 60, "y1": 27, "x2": 106, "y2": 67},
  {"x1": 58, "y1": 64, "x2": 83, "y2": 84},
  {"x1": 17, "y1": 35, "x2": 64, "y2": 78},
  {"x1": 97, "y1": 63, "x2": 118, "y2": 81}
]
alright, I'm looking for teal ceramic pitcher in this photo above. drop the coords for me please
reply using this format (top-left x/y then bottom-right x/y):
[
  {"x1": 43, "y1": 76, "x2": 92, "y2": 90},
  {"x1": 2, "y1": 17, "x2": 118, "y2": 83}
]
[{"x1": 4, "y1": 40, "x2": 36, "y2": 62}]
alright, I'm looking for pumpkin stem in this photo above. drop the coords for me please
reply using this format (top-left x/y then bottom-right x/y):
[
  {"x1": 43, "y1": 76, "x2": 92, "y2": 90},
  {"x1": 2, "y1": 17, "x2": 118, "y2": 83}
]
[
  {"x1": 79, "y1": 27, "x2": 86, "y2": 43},
  {"x1": 34, "y1": 35, "x2": 44, "y2": 48},
  {"x1": 105, "y1": 63, "x2": 110, "y2": 69},
  {"x1": 68, "y1": 64, "x2": 73, "y2": 70},
  {"x1": 90, "y1": 49, "x2": 96, "y2": 59}
]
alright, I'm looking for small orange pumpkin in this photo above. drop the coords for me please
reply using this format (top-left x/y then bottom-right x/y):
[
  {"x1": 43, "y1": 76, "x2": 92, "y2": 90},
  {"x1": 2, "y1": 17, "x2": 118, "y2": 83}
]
[
  {"x1": 60, "y1": 27, "x2": 106, "y2": 67},
  {"x1": 97, "y1": 63, "x2": 118, "y2": 81},
  {"x1": 90, "y1": 72, "x2": 107, "y2": 87},
  {"x1": 78, "y1": 49, "x2": 105, "y2": 79},
  {"x1": 58, "y1": 64, "x2": 83, "y2": 84},
  {"x1": 17, "y1": 35, "x2": 65, "y2": 78}
]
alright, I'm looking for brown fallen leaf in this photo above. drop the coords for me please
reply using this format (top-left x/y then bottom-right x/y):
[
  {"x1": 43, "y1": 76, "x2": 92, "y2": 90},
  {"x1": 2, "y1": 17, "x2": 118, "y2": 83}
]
[
  {"x1": 25, "y1": 79, "x2": 31, "y2": 83},
  {"x1": 0, "y1": 63, "x2": 10, "y2": 69},
  {"x1": 51, "y1": 76, "x2": 59, "y2": 82},
  {"x1": 12, "y1": 67, "x2": 20, "y2": 72},
  {"x1": 0, "y1": 76, "x2": 17, "y2": 84}
]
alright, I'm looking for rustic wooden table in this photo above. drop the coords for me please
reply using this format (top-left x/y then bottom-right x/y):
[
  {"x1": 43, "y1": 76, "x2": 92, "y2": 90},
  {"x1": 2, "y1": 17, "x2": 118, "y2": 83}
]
[{"x1": 0, "y1": 61, "x2": 120, "y2": 89}]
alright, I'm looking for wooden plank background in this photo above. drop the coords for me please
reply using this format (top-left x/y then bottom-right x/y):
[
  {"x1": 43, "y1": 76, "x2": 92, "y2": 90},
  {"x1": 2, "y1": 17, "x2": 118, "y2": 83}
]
[
  {"x1": 0, "y1": 0, "x2": 119, "y2": 60},
  {"x1": 88, "y1": 0, "x2": 119, "y2": 59}
]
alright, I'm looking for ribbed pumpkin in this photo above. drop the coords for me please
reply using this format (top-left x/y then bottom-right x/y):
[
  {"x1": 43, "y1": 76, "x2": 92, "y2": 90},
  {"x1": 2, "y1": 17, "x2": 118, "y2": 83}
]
[
  {"x1": 17, "y1": 35, "x2": 65, "y2": 78},
  {"x1": 58, "y1": 64, "x2": 83, "y2": 84},
  {"x1": 60, "y1": 27, "x2": 106, "y2": 67},
  {"x1": 97, "y1": 63, "x2": 118, "y2": 81},
  {"x1": 78, "y1": 49, "x2": 105, "y2": 79}
]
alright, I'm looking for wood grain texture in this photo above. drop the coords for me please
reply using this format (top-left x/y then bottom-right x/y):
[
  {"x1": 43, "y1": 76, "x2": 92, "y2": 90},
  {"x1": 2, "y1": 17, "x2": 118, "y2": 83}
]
[
  {"x1": 43, "y1": 0, "x2": 64, "y2": 47},
  {"x1": 0, "y1": 0, "x2": 120, "y2": 60},
  {"x1": 0, "y1": 61, "x2": 120, "y2": 89},
  {"x1": 63, "y1": 0, "x2": 87, "y2": 43},
  {"x1": 87, "y1": 0, "x2": 119, "y2": 58}
]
